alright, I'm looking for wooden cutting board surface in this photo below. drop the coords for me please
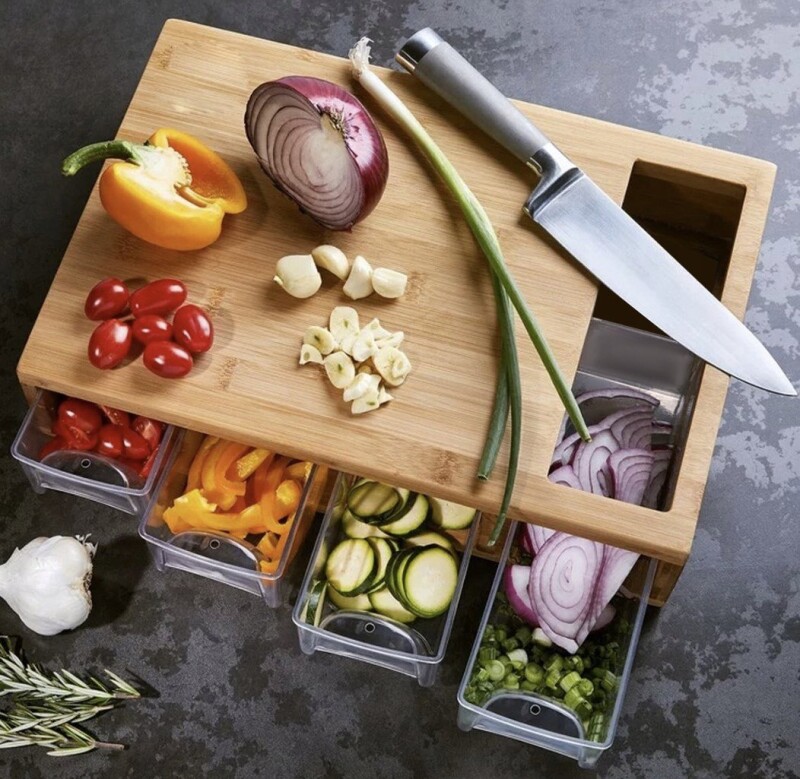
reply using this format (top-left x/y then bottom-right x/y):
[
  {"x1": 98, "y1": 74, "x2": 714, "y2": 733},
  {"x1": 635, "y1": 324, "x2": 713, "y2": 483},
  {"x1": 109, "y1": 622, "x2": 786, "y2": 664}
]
[{"x1": 17, "y1": 20, "x2": 775, "y2": 564}]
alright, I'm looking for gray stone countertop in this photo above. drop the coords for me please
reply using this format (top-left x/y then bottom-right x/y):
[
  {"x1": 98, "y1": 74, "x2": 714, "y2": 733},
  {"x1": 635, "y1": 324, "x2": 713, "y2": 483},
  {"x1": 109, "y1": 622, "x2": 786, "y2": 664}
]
[{"x1": 1, "y1": 1, "x2": 797, "y2": 777}]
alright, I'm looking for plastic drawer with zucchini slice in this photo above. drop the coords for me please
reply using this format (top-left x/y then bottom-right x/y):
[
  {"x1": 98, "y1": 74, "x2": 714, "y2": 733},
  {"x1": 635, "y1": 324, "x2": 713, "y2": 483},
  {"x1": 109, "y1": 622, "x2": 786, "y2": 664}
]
[
  {"x1": 456, "y1": 521, "x2": 655, "y2": 768},
  {"x1": 293, "y1": 472, "x2": 479, "y2": 687}
]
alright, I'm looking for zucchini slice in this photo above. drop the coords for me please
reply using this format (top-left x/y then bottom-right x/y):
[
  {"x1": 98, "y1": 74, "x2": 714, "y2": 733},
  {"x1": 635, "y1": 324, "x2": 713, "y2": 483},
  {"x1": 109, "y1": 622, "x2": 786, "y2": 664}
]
[
  {"x1": 402, "y1": 546, "x2": 459, "y2": 618},
  {"x1": 379, "y1": 493, "x2": 429, "y2": 536},
  {"x1": 405, "y1": 530, "x2": 454, "y2": 552},
  {"x1": 385, "y1": 547, "x2": 421, "y2": 608},
  {"x1": 365, "y1": 537, "x2": 394, "y2": 592},
  {"x1": 368, "y1": 587, "x2": 416, "y2": 624},
  {"x1": 303, "y1": 580, "x2": 328, "y2": 626},
  {"x1": 428, "y1": 497, "x2": 477, "y2": 530},
  {"x1": 328, "y1": 586, "x2": 372, "y2": 611},
  {"x1": 325, "y1": 539, "x2": 376, "y2": 596},
  {"x1": 342, "y1": 509, "x2": 391, "y2": 539},
  {"x1": 346, "y1": 481, "x2": 402, "y2": 522}
]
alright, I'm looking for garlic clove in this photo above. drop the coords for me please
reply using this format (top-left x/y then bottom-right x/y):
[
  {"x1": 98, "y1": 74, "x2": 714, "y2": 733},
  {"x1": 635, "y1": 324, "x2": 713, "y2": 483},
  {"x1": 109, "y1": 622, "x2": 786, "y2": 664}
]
[
  {"x1": 311, "y1": 244, "x2": 351, "y2": 280},
  {"x1": 351, "y1": 328, "x2": 377, "y2": 362},
  {"x1": 329, "y1": 306, "x2": 360, "y2": 344},
  {"x1": 303, "y1": 325, "x2": 337, "y2": 355},
  {"x1": 373, "y1": 346, "x2": 412, "y2": 387},
  {"x1": 323, "y1": 351, "x2": 356, "y2": 389},
  {"x1": 378, "y1": 386, "x2": 394, "y2": 405},
  {"x1": 299, "y1": 343, "x2": 324, "y2": 365},
  {"x1": 274, "y1": 254, "x2": 322, "y2": 298},
  {"x1": 351, "y1": 383, "x2": 382, "y2": 414},
  {"x1": 375, "y1": 331, "x2": 404, "y2": 349},
  {"x1": 371, "y1": 267, "x2": 408, "y2": 299},
  {"x1": 365, "y1": 318, "x2": 391, "y2": 339},
  {"x1": 342, "y1": 255, "x2": 374, "y2": 300},
  {"x1": 343, "y1": 372, "x2": 377, "y2": 401}
]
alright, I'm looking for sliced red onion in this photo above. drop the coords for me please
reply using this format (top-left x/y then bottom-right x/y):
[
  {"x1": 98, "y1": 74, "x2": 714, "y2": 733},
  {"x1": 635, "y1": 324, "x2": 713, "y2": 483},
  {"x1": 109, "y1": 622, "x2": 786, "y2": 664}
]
[
  {"x1": 610, "y1": 408, "x2": 655, "y2": 450},
  {"x1": 642, "y1": 448, "x2": 672, "y2": 508},
  {"x1": 529, "y1": 533, "x2": 605, "y2": 654},
  {"x1": 529, "y1": 533, "x2": 640, "y2": 652},
  {"x1": 608, "y1": 448, "x2": 655, "y2": 504},
  {"x1": 531, "y1": 524, "x2": 557, "y2": 554},
  {"x1": 592, "y1": 602, "x2": 616, "y2": 632},
  {"x1": 548, "y1": 464, "x2": 582, "y2": 490},
  {"x1": 504, "y1": 564, "x2": 538, "y2": 626},
  {"x1": 245, "y1": 77, "x2": 389, "y2": 230},
  {"x1": 519, "y1": 524, "x2": 534, "y2": 555},
  {"x1": 572, "y1": 430, "x2": 619, "y2": 495},
  {"x1": 573, "y1": 387, "x2": 658, "y2": 425}
]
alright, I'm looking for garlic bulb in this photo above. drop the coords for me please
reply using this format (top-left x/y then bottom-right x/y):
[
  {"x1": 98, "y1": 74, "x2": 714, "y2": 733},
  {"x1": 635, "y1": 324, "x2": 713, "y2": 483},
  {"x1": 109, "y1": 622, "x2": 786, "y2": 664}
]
[{"x1": 0, "y1": 536, "x2": 95, "y2": 636}]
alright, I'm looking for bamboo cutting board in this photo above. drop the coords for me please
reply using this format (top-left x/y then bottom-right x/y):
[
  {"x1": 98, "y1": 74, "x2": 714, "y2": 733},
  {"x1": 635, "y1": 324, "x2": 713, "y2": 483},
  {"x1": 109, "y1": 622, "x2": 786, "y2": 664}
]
[{"x1": 17, "y1": 20, "x2": 775, "y2": 569}]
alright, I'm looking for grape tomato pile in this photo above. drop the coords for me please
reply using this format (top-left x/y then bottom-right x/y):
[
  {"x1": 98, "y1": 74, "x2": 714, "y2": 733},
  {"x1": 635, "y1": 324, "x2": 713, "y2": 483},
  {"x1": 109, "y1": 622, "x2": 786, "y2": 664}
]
[
  {"x1": 84, "y1": 277, "x2": 214, "y2": 378},
  {"x1": 39, "y1": 396, "x2": 166, "y2": 479}
]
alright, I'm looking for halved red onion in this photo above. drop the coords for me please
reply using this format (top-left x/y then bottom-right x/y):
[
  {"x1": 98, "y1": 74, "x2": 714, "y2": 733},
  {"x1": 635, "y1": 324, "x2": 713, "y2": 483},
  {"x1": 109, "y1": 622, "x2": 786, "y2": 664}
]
[
  {"x1": 504, "y1": 564, "x2": 538, "y2": 626},
  {"x1": 245, "y1": 76, "x2": 389, "y2": 230},
  {"x1": 608, "y1": 448, "x2": 655, "y2": 504}
]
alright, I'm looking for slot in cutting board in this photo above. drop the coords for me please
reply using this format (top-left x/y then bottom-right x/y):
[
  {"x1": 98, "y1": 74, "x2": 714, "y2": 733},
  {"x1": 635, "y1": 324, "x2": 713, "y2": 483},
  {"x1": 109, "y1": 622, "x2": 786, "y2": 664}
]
[{"x1": 18, "y1": 20, "x2": 775, "y2": 567}]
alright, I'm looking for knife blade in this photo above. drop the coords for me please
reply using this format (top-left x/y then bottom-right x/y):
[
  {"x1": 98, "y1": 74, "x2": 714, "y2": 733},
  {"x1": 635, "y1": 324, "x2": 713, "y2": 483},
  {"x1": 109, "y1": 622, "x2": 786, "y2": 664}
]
[{"x1": 397, "y1": 29, "x2": 795, "y2": 396}]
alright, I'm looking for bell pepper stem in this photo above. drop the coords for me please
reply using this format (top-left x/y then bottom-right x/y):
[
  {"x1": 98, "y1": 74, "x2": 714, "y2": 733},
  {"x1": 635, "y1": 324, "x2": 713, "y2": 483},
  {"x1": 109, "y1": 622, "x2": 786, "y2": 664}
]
[{"x1": 61, "y1": 140, "x2": 145, "y2": 176}]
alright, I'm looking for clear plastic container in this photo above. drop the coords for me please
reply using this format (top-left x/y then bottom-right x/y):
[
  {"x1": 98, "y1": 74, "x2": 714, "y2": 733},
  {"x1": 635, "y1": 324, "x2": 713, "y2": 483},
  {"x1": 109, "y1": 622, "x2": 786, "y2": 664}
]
[
  {"x1": 139, "y1": 430, "x2": 332, "y2": 607},
  {"x1": 457, "y1": 522, "x2": 655, "y2": 768},
  {"x1": 11, "y1": 388, "x2": 178, "y2": 515},
  {"x1": 293, "y1": 473, "x2": 479, "y2": 687}
]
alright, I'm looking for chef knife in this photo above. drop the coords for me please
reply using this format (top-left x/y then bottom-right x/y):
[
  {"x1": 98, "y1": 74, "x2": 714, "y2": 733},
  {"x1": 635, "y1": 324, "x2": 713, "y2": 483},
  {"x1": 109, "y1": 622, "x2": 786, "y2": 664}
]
[{"x1": 396, "y1": 29, "x2": 795, "y2": 396}]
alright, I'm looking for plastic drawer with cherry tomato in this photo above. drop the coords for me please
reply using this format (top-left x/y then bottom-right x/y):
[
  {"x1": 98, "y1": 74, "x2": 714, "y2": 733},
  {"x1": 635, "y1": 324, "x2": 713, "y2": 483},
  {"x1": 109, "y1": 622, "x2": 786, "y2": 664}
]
[
  {"x1": 11, "y1": 388, "x2": 178, "y2": 515},
  {"x1": 292, "y1": 472, "x2": 479, "y2": 687},
  {"x1": 456, "y1": 522, "x2": 655, "y2": 769},
  {"x1": 138, "y1": 430, "x2": 334, "y2": 608}
]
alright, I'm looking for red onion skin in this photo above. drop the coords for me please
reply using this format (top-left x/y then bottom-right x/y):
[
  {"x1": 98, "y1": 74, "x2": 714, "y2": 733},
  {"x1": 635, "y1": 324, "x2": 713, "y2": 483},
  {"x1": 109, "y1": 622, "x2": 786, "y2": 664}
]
[{"x1": 245, "y1": 76, "x2": 389, "y2": 230}]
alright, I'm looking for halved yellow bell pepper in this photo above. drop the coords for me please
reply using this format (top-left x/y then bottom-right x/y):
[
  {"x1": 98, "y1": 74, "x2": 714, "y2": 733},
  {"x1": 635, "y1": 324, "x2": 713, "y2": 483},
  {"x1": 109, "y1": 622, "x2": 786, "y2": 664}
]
[{"x1": 62, "y1": 127, "x2": 247, "y2": 251}]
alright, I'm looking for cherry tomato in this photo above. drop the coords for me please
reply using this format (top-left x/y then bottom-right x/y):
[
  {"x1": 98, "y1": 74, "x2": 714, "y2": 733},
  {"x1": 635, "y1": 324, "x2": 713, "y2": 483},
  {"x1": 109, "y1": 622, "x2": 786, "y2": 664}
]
[
  {"x1": 132, "y1": 314, "x2": 173, "y2": 345},
  {"x1": 138, "y1": 446, "x2": 160, "y2": 479},
  {"x1": 172, "y1": 304, "x2": 214, "y2": 354},
  {"x1": 88, "y1": 319, "x2": 132, "y2": 369},
  {"x1": 52, "y1": 418, "x2": 97, "y2": 450},
  {"x1": 84, "y1": 277, "x2": 130, "y2": 321},
  {"x1": 129, "y1": 279, "x2": 187, "y2": 318},
  {"x1": 131, "y1": 416, "x2": 164, "y2": 450},
  {"x1": 120, "y1": 426, "x2": 150, "y2": 460},
  {"x1": 98, "y1": 405, "x2": 130, "y2": 427},
  {"x1": 58, "y1": 399, "x2": 102, "y2": 435},
  {"x1": 39, "y1": 436, "x2": 69, "y2": 460},
  {"x1": 96, "y1": 424, "x2": 124, "y2": 458},
  {"x1": 143, "y1": 341, "x2": 193, "y2": 379}
]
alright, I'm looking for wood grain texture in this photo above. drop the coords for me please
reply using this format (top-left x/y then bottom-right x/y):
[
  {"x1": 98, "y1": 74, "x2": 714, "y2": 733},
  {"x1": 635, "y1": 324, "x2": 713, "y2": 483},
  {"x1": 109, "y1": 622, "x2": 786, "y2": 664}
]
[{"x1": 17, "y1": 20, "x2": 775, "y2": 569}]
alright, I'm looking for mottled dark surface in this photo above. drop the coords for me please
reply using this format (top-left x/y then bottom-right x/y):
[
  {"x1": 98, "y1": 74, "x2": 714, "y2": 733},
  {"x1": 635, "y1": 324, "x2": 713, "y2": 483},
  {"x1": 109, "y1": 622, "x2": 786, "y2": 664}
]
[{"x1": 1, "y1": 1, "x2": 798, "y2": 777}]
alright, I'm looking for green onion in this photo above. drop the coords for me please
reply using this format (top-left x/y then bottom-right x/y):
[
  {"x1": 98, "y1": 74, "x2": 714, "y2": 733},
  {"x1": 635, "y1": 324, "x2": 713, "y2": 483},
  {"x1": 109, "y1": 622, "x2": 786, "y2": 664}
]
[
  {"x1": 486, "y1": 660, "x2": 506, "y2": 682},
  {"x1": 524, "y1": 663, "x2": 544, "y2": 685},
  {"x1": 349, "y1": 38, "x2": 590, "y2": 545},
  {"x1": 559, "y1": 671, "x2": 582, "y2": 693}
]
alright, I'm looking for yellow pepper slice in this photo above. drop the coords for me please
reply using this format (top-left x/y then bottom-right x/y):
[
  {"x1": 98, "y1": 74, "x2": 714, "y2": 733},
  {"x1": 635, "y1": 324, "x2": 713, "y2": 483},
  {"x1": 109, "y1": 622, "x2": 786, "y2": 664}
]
[
  {"x1": 62, "y1": 128, "x2": 247, "y2": 251},
  {"x1": 186, "y1": 435, "x2": 220, "y2": 492},
  {"x1": 285, "y1": 460, "x2": 313, "y2": 482},
  {"x1": 234, "y1": 448, "x2": 273, "y2": 481}
]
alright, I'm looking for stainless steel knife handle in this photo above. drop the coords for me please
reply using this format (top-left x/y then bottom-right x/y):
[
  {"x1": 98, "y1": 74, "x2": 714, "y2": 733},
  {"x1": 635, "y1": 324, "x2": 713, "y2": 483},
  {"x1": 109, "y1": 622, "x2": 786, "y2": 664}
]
[{"x1": 396, "y1": 28, "x2": 550, "y2": 166}]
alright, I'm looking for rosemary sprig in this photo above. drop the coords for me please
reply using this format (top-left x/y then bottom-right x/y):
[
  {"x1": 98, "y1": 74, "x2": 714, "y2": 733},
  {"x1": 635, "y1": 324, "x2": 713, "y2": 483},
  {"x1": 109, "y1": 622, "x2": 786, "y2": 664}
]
[{"x1": 0, "y1": 636, "x2": 140, "y2": 756}]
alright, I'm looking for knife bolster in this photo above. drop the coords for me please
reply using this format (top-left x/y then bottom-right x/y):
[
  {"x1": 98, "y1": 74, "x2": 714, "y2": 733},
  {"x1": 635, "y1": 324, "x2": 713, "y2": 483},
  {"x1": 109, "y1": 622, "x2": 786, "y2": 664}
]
[{"x1": 525, "y1": 143, "x2": 581, "y2": 215}]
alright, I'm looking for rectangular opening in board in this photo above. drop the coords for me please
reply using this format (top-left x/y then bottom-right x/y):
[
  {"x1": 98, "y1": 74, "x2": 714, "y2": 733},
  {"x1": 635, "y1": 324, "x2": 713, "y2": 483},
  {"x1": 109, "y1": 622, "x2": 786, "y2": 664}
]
[{"x1": 551, "y1": 163, "x2": 745, "y2": 512}]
